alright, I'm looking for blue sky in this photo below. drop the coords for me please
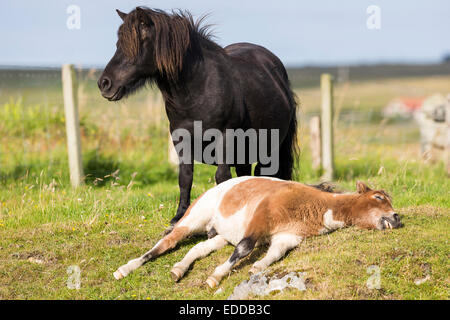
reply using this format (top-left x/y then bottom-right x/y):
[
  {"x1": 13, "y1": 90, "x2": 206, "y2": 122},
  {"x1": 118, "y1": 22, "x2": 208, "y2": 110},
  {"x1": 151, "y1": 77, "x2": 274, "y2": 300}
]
[{"x1": 0, "y1": 0, "x2": 449, "y2": 67}]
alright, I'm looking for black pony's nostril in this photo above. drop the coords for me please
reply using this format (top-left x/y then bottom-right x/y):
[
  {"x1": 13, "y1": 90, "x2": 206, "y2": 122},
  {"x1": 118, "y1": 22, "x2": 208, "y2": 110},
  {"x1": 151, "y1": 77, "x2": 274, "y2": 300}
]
[
  {"x1": 393, "y1": 213, "x2": 399, "y2": 221},
  {"x1": 98, "y1": 76, "x2": 112, "y2": 91}
]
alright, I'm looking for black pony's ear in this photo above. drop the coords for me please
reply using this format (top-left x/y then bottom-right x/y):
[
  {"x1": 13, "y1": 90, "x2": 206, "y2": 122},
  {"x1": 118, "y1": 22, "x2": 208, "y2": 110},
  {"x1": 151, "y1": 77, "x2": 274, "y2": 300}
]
[
  {"x1": 116, "y1": 9, "x2": 127, "y2": 21},
  {"x1": 356, "y1": 181, "x2": 372, "y2": 194},
  {"x1": 135, "y1": 7, "x2": 152, "y2": 27},
  {"x1": 135, "y1": 7, "x2": 147, "y2": 20}
]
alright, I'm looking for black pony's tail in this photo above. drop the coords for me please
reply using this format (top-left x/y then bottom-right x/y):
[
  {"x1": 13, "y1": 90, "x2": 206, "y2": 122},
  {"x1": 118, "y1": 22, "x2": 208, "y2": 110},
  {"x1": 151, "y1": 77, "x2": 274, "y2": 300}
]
[{"x1": 278, "y1": 84, "x2": 300, "y2": 180}]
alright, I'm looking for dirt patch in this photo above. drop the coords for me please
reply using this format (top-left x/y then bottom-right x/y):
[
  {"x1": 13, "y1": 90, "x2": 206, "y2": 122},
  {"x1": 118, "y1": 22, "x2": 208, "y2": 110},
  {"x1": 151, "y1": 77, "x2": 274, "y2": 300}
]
[
  {"x1": 347, "y1": 284, "x2": 396, "y2": 299},
  {"x1": 107, "y1": 238, "x2": 130, "y2": 246},
  {"x1": 10, "y1": 250, "x2": 58, "y2": 265},
  {"x1": 388, "y1": 248, "x2": 408, "y2": 261}
]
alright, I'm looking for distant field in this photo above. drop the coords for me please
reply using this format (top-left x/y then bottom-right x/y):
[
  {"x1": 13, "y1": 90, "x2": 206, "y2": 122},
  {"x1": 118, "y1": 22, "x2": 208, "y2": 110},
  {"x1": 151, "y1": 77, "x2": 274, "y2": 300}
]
[
  {"x1": 287, "y1": 62, "x2": 450, "y2": 88},
  {"x1": 0, "y1": 68, "x2": 448, "y2": 299}
]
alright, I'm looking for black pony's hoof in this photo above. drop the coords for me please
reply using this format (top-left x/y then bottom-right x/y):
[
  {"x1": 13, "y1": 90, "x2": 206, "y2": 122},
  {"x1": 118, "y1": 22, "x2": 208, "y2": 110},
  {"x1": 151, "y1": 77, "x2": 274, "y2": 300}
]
[
  {"x1": 163, "y1": 224, "x2": 175, "y2": 235},
  {"x1": 163, "y1": 218, "x2": 179, "y2": 235}
]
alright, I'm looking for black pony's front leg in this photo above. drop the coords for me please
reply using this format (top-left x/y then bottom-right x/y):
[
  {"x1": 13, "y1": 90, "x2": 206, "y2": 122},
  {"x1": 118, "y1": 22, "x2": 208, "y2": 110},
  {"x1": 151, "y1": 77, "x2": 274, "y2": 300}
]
[
  {"x1": 215, "y1": 134, "x2": 232, "y2": 184},
  {"x1": 170, "y1": 162, "x2": 194, "y2": 225},
  {"x1": 215, "y1": 164, "x2": 232, "y2": 184}
]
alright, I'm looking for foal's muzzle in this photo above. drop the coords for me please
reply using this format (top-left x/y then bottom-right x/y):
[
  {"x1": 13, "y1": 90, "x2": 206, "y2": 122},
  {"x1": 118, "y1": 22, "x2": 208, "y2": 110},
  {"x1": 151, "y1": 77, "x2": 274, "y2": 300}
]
[{"x1": 380, "y1": 213, "x2": 401, "y2": 229}]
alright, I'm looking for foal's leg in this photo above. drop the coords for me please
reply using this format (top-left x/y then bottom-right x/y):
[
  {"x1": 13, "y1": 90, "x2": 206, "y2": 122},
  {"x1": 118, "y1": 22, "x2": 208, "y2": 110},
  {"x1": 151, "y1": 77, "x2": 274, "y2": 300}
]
[
  {"x1": 249, "y1": 233, "x2": 302, "y2": 275},
  {"x1": 206, "y1": 236, "x2": 257, "y2": 288},
  {"x1": 171, "y1": 235, "x2": 228, "y2": 281},
  {"x1": 113, "y1": 226, "x2": 191, "y2": 280},
  {"x1": 115, "y1": 187, "x2": 216, "y2": 280}
]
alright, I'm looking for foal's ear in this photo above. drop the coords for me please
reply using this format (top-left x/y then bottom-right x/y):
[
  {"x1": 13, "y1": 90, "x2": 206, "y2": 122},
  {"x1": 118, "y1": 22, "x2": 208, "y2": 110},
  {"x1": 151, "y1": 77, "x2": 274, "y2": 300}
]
[
  {"x1": 356, "y1": 181, "x2": 372, "y2": 194},
  {"x1": 116, "y1": 9, "x2": 127, "y2": 21}
]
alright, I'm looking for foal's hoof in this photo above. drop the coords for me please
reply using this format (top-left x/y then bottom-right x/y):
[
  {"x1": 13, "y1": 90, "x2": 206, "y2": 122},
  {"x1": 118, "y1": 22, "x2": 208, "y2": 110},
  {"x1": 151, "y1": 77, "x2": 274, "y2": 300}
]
[
  {"x1": 206, "y1": 276, "x2": 219, "y2": 289},
  {"x1": 113, "y1": 270, "x2": 124, "y2": 280},
  {"x1": 170, "y1": 267, "x2": 183, "y2": 282}
]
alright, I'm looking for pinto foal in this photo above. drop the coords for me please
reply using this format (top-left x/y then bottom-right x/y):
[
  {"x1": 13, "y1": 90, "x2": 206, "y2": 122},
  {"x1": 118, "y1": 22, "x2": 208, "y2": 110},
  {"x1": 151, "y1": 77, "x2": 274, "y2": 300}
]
[{"x1": 113, "y1": 177, "x2": 401, "y2": 287}]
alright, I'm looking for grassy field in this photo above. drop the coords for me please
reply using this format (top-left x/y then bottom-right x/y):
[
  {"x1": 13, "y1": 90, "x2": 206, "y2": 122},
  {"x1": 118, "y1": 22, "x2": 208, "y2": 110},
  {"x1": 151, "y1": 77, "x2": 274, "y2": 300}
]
[{"x1": 0, "y1": 71, "x2": 449, "y2": 300}]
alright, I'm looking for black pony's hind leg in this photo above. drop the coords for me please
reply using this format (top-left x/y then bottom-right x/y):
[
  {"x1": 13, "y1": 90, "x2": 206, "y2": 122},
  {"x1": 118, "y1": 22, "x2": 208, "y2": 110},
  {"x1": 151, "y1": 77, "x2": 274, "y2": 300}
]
[
  {"x1": 254, "y1": 162, "x2": 282, "y2": 178},
  {"x1": 276, "y1": 113, "x2": 299, "y2": 181},
  {"x1": 235, "y1": 164, "x2": 252, "y2": 177},
  {"x1": 255, "y1": 124, "x2": 298, "y2": 180},
  {"x1": 215, "y1": 164, "x2": 232, "y2": 184}
]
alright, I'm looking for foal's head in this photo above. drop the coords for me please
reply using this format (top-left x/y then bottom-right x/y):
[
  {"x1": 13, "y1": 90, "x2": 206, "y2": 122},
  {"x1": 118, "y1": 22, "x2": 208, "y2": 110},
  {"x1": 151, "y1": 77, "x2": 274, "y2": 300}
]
[
  {"x1": 350, "y1": 181, "x2": 401, "y2": 230},
  {"x1": 98, "y1": 7, "x2": 205, "y2": 101}
]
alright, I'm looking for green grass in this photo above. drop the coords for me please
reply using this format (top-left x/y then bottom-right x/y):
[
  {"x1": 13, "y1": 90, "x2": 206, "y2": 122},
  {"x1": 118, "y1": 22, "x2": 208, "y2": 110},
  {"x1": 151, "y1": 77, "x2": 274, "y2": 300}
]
[
  {"x1": 0, "y1": 74, "x2": 449, "y2": 300},
  {"x1": 0, "y1": 160, "x2": 448, "y2": 300}
]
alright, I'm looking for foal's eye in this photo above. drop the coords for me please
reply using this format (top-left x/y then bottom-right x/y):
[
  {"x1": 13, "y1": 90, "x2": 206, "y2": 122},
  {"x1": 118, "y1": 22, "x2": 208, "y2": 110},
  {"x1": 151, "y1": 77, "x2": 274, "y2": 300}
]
[{"x1": 374, "y1": 195, "x2": 384, "y2": 201}]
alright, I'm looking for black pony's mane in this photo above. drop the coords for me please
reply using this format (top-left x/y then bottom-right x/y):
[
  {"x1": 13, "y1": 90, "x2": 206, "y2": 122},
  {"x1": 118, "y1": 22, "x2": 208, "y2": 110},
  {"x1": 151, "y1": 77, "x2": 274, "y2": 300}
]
[{"x1": 118, "y1": 7, "x2": 217, "y2": 81}]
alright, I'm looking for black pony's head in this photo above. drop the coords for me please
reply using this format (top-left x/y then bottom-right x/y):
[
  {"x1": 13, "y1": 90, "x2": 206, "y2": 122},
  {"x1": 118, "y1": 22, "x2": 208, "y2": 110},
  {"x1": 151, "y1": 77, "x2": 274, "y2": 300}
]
[{"x1": 98, "y1": 7, "x2": 209, "y2": 101}]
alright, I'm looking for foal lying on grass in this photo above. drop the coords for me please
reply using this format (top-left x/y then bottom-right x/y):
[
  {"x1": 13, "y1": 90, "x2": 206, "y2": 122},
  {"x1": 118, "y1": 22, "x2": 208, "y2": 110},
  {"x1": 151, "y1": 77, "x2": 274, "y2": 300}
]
[{"x1": 113, "y1": 177, "x2": 401, "y2": 287}]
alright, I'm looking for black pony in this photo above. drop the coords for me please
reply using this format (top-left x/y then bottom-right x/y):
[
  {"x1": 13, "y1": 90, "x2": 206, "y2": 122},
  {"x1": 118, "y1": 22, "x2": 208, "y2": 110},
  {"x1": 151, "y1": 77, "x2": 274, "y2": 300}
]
[{"x1": 98, "y1": 7, "x2": 299, "y2": 225}]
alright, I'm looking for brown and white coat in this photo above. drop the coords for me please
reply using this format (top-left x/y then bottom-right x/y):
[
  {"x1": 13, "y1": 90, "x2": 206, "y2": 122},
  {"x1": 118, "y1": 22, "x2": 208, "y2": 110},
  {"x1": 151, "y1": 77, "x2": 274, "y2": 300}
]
[{"x1": 113, "y1": 176, "x2": 401, "y2": 287}]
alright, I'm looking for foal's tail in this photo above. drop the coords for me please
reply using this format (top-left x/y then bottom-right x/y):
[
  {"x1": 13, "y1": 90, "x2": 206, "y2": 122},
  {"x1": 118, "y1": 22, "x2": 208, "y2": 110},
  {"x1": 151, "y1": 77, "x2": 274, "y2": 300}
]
[{"x1": 278, "y1": 82, "x2": 299, "y2": 180}]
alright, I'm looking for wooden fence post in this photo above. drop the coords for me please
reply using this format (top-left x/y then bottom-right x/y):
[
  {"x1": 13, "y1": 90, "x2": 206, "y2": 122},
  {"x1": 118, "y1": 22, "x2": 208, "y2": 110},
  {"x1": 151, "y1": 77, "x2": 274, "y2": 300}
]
[
  {"x1": 309, "y1": 116, "x2": 322, "y2": 170},
  {"x1": 320, "y1": 74, "x2": 335, "y2": 181},
  {"x1": 446, "y1": 95, "x2": 450, "y2": 176},
  {"x1": 62, "y1": 64, "x2": 84, "y2": 187}
]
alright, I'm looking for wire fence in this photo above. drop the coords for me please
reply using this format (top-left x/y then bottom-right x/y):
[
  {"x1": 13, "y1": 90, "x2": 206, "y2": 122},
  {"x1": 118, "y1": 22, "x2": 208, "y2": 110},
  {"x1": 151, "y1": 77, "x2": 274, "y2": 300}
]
[
  {"x1": 0, "y1": 66, "x2": 443, "y2": 186},
  {"x1": 0, "y1": 67, "x2": 169, "y2": 186}
]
